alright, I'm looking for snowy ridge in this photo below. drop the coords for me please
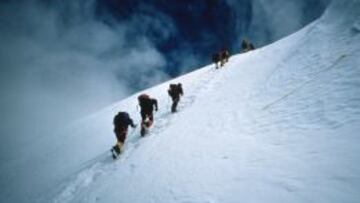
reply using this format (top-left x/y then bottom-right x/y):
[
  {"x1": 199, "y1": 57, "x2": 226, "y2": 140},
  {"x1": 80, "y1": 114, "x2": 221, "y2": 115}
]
[{"x1": 49, "y1": 1, "x2": 360, "y2": 202}]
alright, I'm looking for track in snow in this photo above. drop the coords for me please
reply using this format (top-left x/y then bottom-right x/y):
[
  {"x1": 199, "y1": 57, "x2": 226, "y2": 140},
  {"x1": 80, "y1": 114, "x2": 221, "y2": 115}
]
[{"x1": 53, "y1": 65, "x2": 222, "y2": 202}]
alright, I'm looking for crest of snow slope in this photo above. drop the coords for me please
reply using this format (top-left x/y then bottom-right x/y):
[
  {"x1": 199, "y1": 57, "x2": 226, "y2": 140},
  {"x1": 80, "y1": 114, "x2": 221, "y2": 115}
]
[{"x1": 47, "y1": 1, "x2": 360, "y2": 202}]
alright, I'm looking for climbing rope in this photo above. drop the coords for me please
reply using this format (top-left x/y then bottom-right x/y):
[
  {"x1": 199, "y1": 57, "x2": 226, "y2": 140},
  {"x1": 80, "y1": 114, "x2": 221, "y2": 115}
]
[{"x1": 262, "y1": 54, "x2": 347, "y2": 110}]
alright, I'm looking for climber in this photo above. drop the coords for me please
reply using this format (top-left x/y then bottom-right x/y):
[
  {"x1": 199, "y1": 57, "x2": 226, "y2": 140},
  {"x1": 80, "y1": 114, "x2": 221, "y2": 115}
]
[
  {"x1": 111, "y1": 111, "x2": 136, "y2": 159},
  {"x1": 168, "y1": 83, "x2": 184, "y2": 113},
  {"x1": 138, "y1": 94, "x2": 158, "y2": 136}
]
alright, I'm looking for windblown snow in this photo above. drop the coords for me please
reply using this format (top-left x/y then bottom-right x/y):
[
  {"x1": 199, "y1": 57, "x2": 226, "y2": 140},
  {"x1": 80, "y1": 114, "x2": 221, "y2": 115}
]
[{"x1": 2, "y1": 1, "x2": 360, "y2": 202}]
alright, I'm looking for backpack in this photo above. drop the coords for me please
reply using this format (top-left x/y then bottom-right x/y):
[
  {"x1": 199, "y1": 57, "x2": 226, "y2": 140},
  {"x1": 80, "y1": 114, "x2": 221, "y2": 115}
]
[
  {"x1": 170, "y1": 84, "x2": 177, "y2": 91},
  {"x1": 138, "y1": 94, "x2": 150, "y2": 107},
  {"x1": 212, "y1": 53, "x2": 220, "y2": 62},
  {"x1": 114, "y1": 112, "x2": 130, "y2": 126},
  {"x1": 169, "y1": 84, "x2": 179, "y2": 96}
]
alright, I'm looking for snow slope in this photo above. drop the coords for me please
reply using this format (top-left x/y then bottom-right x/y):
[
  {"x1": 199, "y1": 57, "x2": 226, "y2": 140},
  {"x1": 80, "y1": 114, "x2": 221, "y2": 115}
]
[
  {"x1": 49, "y1": 1, "x2": 360, "y2": 202},
  {"x1": 2, "y1": 0, "x2": 360, "y2": 202}
]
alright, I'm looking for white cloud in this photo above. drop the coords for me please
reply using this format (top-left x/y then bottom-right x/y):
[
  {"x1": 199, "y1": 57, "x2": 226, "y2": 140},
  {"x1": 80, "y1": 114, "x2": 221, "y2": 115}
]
[{"x1": 0, "y1": 0, "x2": 170, "y2": 151}]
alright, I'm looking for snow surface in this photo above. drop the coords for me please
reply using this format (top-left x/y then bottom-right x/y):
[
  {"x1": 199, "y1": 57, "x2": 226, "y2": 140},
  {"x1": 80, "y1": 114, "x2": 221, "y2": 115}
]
[{"x1": 1, "y1": 0, "x2": 360, "y2": 202}]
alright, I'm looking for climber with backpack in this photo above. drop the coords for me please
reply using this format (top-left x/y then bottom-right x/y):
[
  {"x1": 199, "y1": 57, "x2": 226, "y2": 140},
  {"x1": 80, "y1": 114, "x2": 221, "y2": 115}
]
[
  {"x1": 212, "y1": 52, "x2": 221, "y2": 69},
  {"x1": 220, "y1": 48, "x2": 230, "y2": 67},
  {"x1": 138, "y1": 94, "x2": 158, "y2": 136},
  {"x1": 241, "y1": 39, "x2": 255, "y2": 53},
  {"x1": 111, "y1": 111, "x2": 137, "y2": 159},
  {"x1": 168, "y1": 83, "x2": 183, "y2": 113}
]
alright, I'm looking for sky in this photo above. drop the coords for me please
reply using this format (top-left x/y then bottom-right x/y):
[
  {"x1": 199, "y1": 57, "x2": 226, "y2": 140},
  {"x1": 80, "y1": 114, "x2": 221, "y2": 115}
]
[{"x1": 0, "y1": 0, "x2": 329, "y2": 153}]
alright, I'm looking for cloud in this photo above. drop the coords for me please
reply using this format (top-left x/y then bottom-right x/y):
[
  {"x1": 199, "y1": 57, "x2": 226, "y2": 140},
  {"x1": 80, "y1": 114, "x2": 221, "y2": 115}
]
[
  {"x1": 0, "y1": 0, "x2": 171, "y2": 155},
  {"x1": 126, "y1": 3, "x2": 178, "y2": 44},
  {"x1": 0, "y1": 1, "x2": 177, "y2": 201}
]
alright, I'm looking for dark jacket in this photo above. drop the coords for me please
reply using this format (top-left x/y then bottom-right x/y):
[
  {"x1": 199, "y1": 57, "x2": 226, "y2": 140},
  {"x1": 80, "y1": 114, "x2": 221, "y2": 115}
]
[
  {"x1": 221, "y1": 50, "x2": 229, "y2": 58},
  {"x1": 113, "y1": 112, "x2": 135, "y2": 129},
  {"x1": 212, "y1": 53, "x2": 220, "y2": 62},
  {"x1": 139, "y1": 98, "x2": 158, "y2": 113},
  {"x1": 168, "y1": 84, "x2": 183, "y2": 99},
  {"x1": 113, "y1": 112, "x2": 135, "y2": 143}
]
